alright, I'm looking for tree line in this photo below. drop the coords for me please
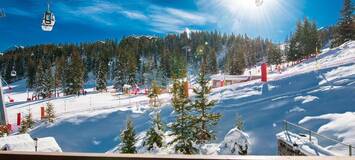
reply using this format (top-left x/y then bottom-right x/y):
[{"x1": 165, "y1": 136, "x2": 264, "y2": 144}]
[
  {"x1": 0, "y1": 31, "x2": 278, "y2": 97},
  {"x1": 285, "y1": 0, "x2": 354, "y2": 62}
]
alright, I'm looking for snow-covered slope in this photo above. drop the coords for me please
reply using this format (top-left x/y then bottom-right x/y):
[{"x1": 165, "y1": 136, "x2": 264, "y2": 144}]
[{"x1": 4, "y1": 41, "x2": 355, "y2": 155}]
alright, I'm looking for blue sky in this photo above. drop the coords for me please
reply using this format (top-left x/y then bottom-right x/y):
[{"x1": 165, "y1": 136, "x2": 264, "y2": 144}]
[{"x1": 0, "y1": 0, "x2": 345, "y2": 51}]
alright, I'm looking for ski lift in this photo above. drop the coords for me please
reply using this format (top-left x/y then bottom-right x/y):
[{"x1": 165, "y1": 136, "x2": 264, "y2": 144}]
[
  {"x1": 255, "y1": 0, "x2": 263, "y2": 7},
  {"x1": 41, "y1": 2, "x2": 55, "y2": 31}
]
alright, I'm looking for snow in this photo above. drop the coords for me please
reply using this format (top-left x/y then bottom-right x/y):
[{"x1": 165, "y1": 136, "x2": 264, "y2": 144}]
[
  {"x1": 288, "y1": 107, "x2": 306, "y2": 113},
  {"x1": 218, "y1": 127, "x2": 249, "y2": 155},
  {"x1": 37, "y1": 137, "x2": 62, "y2": 152},
  {"x1": 299, "y1": 112, "x2": 355, "y2": 155},
  {"x1": 276, "y1": 131, "x2": 337, "y2": 156},
  {"x1": 0, "y1": 134, "x2": 61, "y2": 152},
  {"x1": 319, "y1": 65, "x2": 355, "y2": 85},
  {"x1": 294, "y1": 95, "x2": 319, "y2": 104},
  {"x1": 3, "y1": 41, "x2": 355, "y2": 155},
  {"x1": 0, "y1": 134, "x2": 34, "y2": 151}
]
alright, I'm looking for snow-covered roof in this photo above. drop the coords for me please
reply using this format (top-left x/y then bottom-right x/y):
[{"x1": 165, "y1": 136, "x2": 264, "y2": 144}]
[
  {"x1": 276, "y1": 131, "x2": 337, "y2": 156},
  {"x1": 0, "y1": 134, "x2": 34, "y2": 151},
  {"x1": 0, "y1": 134, "x2": 62, "y2": 152}
]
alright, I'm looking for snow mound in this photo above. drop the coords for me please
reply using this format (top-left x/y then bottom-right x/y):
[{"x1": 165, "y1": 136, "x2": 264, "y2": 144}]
[
  {"x1": 288, "y1": 107, "x2": 306, "y2": 113},
  {"x1": 218, "y1": 127, "x2": 249, "y2": 155},
  {"x1": 319, "y1": 64, "x2": 355, "y2": 85},
  {"x1": 294, "y1": 95, "x2": 319, "y2": 104}
]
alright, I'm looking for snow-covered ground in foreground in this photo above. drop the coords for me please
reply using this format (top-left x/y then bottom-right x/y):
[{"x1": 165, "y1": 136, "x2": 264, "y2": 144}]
[{"x1": 4, "y1": 41, "x2": 355, "y2": 155}]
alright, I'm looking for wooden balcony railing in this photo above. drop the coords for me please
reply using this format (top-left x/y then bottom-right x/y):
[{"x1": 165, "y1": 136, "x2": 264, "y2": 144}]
[{"x1": 0, "y1": 151, "x2": 354, "y2": 160}]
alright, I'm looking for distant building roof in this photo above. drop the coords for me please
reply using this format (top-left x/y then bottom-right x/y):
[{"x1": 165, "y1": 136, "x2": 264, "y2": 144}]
[{"x1": 0, "y1": 134, "x2": 62, "y2": 152}]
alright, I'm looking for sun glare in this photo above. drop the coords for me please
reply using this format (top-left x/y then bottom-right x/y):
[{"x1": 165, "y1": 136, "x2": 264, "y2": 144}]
[{"x1": 208, "y1": 0, "x2": 299, "y2": 38}]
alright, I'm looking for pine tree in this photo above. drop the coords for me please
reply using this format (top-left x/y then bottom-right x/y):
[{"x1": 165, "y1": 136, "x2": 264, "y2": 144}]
[
  {"x1": 292, "y1": 21, "x2": 304, "y2": 61},
  {"x1": 42, "y1": 67, "x2": 54, "y2": 98},
  {"x1": 191, "y1": 69, "x2": 221, "y2": 144},
  {"x1": 287, "y1": 19, "x2": 319, "y2": 61},
  {"x1": 19, "y1": 118, "x2": 28, "y2": 133},
  {"x1": 144, "y1": 113, "x2": 164, "y2": 151},
  {"x1": 127, "y1": 53, "x2": 137, "y2": 86},
  {"x1": 332, "y1": 0, "x2": 354, "y2": 47},
  {"x1": 148, "y1": 80, "x2": 161, "y2": 107},
  {"x1": 25, "y1": 111, "x2": 35, "y2": 129},
  {"x1": 114, "y1": 57, "x2": 127, "y2": 92},
  {"x1": 171, "y1": 54, "x2": 187, "y2": 79},
  {"x1": 119, "y1": 118, "x2": 137, "y2": 153},
  {"x1": 208, "y1": 47, "x2": 218, "y2": 74},
  {"x1": 54, "y1": 56, "x2": 65, "y2": 95},
  {"x1": 34, "y1": 60, "x2": 45, "y2": 97},
  {"x1": 26, "y1": 58, "x2": 36, "y2": 89},
  {"x1": 33, "y1": 60, "x2": 53, "y2": 98},
  {"x1": 45, "y1": 102, "x2": 55, "y2": 123},
  {"x1": 302, "y1": 17, "x2": 312, "y2": 57},
  {"x1": 310, "y1": 21, "x2": 321, "y2": 55},
  {"x1": 64, "y1": 49, "x2": 85, "y2": 95},
  {"x1": 96, "y1": 55, "x2": 108, "y2": 91},
  {"x1": 287, "y1": 35, "x2": 299, "y2": 62},
  {"x1": 20, "y1": 110, "x2": 35, "y2": 133},
  {"x1": 227, "y1": 45, "x2": 245, "y2": 75},
  {"x1": 169, "y1": 79, "x2": 197, "y2": 154},
  {"x1": 268, "y1": 45, "x2": 282, "y2": 65}
]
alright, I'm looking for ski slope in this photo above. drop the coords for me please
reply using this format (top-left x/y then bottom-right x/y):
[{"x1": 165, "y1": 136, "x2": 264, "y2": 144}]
[{"x1": 4, "y1": 41, "x2": 355, "y2": 155}]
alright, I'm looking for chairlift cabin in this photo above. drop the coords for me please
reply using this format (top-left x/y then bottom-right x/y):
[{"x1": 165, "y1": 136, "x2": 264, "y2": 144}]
[{"x1": 41, "y1": 4, "x2": 55, "y2": 31}]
